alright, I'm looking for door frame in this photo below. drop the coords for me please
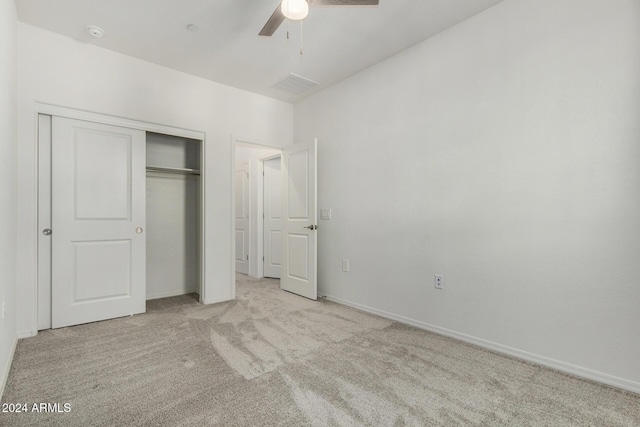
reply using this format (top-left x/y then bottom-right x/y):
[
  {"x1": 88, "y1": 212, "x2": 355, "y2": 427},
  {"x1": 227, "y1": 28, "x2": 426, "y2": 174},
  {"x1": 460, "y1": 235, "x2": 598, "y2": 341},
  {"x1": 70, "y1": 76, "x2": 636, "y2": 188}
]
[
  {"x1": 231, "y1": 137, "x2": 282, "y2": 297},
  {"x1": 36, "y1": 103, "x2": 206, "y2": 330}
]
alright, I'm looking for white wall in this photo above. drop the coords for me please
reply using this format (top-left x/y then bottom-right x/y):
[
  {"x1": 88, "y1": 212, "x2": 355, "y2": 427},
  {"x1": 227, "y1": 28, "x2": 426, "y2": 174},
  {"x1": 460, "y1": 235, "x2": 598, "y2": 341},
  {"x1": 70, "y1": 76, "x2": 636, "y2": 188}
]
[
  {"x1": 0, "y1": 0, "x2": 17, "y2": 396},
  {"x1": 294, "y1": 0, "x2": 640, "y2": 392},
  {"x1": 235, "y1": 146, "x2": 281, "y2": 278},
  {"x1": 16, "y1": 23, "x2": 293, "y2": 336}
]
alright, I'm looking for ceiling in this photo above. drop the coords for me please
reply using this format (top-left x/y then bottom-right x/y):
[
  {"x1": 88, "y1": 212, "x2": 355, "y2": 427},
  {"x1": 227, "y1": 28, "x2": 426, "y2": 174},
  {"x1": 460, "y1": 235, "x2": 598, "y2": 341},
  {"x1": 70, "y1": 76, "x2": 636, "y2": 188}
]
[{"x1": 16, "y1": 0, "x2": 506, "y2": 103}]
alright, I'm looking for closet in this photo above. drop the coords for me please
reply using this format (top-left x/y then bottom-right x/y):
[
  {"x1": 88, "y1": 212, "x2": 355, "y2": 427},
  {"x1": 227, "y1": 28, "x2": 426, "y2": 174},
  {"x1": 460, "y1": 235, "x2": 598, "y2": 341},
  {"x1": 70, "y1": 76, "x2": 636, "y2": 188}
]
[
  {"x1": 37, "y1": 112, "x2": 205, "y2": 330},
  {"x1": 146, "y1": 132, "x2": 202, "y2": 300}
]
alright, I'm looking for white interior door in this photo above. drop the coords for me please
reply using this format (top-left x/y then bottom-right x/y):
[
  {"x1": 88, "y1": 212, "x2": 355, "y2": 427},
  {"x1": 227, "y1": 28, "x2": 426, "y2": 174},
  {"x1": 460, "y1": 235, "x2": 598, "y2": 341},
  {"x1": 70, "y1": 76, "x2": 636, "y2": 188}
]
[
  {"x1": 235, "y1": 163, "x2": 250, "y2": 274},
  {"x1": 51, "y1": 117, "x2": 146, "y2": 328},
  {"x1": 263, "y1": 157, "x2": 282, "y2": 278},
  {"x1": 281, "y1": 139, "x2": 317, "y2": 300}
]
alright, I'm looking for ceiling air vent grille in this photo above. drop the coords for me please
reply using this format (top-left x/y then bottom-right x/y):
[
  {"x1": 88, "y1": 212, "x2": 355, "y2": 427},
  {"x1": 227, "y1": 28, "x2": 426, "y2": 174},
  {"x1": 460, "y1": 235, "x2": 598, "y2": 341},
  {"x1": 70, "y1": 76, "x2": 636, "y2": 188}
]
[{"x1": 272, "y1": 73, "x2": 319, "y2": 94}]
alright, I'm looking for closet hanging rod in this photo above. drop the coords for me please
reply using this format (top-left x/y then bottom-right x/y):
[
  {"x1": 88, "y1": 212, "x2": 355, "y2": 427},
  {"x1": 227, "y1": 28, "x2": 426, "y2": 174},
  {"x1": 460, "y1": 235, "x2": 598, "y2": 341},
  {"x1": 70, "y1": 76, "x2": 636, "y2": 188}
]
[{"x1": 146, "y1": 166, "x2": 201, "y2": 176}]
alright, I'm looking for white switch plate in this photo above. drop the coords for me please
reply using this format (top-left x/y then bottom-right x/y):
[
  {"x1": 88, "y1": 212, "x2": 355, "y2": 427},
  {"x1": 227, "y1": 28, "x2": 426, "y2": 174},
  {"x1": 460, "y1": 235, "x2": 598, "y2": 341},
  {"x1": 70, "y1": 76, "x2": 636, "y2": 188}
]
[
  {"x1": 320, "y1": 208, "x2": 332, "y2": 220},
  {"x1": 342, "y1": 259, "x2": 350, "y2": 272},
  {"x1": 434, "y1": 275, "x2": 443, "y2": 290}
]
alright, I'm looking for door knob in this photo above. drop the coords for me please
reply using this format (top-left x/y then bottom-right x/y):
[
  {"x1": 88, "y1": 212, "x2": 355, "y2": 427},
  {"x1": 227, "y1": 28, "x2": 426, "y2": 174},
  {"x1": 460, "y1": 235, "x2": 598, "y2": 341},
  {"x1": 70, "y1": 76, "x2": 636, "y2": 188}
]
[
  {"x1": 42, "y1": 228, "x2": 52, "y2": 236},
  {"x1": 135, "y1": 227, "x2": 143, "y2": 234},
  {"x1": 303, "y1": 225, "x2": 317, "y2": 230}
]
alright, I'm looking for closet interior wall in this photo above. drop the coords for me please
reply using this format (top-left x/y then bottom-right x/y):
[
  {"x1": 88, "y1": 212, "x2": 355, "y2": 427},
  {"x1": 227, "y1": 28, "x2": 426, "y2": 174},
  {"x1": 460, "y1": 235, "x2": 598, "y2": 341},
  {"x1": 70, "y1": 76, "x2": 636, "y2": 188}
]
[{"x1": 146, "y1": 132, "x2": 201, "y2": 300}]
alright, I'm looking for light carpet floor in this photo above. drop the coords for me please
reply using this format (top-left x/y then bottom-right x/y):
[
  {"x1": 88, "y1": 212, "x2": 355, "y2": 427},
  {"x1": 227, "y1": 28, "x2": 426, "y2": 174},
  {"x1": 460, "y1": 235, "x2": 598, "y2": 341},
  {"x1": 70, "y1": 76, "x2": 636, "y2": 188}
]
[{"x1": 2, "y1": 275, "x2": 639, "y2": 426}]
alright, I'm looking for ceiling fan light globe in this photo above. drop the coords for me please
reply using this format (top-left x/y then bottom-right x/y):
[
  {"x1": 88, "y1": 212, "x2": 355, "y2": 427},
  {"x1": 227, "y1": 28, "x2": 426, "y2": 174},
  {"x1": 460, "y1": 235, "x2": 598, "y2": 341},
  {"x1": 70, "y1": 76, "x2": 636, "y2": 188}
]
[{"x1": 281, "y1": 0, "x2": 309, "y2": 21}]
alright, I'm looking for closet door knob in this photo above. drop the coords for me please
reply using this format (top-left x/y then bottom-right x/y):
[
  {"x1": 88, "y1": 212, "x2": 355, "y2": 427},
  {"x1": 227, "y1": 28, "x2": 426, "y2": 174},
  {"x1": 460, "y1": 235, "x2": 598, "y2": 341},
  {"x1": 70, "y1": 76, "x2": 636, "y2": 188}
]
[
  {"x1": 135, "y1": 227, "x2": 143, "y2": 234},
  {"x1": 42, "y1": 228, "x2": 52, "y2": 236}
]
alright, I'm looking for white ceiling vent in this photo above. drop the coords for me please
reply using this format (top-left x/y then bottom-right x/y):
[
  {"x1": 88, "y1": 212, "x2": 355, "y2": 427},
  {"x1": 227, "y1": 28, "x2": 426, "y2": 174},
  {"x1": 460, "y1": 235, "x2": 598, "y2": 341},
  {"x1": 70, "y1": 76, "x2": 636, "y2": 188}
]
[{"x1": 272, "y1": 73, "x2": 319, "y2": 94}]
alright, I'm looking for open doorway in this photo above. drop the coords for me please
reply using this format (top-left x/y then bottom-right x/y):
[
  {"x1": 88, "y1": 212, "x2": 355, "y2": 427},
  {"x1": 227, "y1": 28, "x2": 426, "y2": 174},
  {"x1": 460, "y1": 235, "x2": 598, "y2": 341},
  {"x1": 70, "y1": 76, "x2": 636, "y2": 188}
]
[
  {"x1": 232, "y1": 138, "x2": 319, "y2": 301},
  {"x1": 233, "y1": 140, "x2": 282, "y2": 281}
]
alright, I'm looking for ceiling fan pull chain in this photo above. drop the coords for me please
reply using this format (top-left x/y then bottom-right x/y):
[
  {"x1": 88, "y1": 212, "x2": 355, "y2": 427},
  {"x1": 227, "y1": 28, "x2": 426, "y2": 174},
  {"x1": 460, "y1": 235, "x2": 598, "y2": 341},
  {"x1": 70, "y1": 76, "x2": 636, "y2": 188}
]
[{"x1": 300, "y1": 20, "x2": 304, "y2": 57}]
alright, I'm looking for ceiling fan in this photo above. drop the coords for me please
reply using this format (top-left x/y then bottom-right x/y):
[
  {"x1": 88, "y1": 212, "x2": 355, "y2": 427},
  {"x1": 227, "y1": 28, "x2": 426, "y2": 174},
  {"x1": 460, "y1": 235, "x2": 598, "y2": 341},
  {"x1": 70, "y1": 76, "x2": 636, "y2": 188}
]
[{"x1": 259, "y1": 0, "x2": 380, "y2": 37}]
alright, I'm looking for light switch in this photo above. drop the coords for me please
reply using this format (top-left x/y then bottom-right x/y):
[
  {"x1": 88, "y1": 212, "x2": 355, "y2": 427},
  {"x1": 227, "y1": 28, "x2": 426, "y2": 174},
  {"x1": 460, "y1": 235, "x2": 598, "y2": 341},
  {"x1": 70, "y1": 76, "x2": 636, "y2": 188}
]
[{"x1": 320, "y1": 208, "x2": 332, "y2": 220}]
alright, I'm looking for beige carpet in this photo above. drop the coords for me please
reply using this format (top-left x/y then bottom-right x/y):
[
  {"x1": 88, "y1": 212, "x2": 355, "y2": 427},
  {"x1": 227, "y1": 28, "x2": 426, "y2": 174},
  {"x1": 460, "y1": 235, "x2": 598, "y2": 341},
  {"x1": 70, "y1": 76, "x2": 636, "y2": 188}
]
[{"x1": 2, "y1": 275, "x2": 638, "y2": 426}]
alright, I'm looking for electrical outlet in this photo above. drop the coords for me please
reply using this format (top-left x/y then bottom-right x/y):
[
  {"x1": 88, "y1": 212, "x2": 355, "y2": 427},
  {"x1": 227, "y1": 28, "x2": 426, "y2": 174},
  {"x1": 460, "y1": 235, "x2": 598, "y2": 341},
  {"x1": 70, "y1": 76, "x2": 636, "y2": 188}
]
[
  {"x1": 434, "y1": 275, "x2": 443, "y2": 290},
  {"x1": 342, "y1": 259, "x2": 350, "y2": 272}
]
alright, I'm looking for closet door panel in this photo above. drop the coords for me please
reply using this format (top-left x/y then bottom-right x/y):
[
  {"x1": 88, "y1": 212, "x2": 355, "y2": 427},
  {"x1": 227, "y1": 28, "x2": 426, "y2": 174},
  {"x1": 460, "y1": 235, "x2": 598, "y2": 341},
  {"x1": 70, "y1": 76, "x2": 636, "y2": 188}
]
[
  {"x1": 51, "y1": 117, "x2": 146, "y2": 328},
  {"x1": 74, "y1": 131, "x2": 131, "y2": 219}
]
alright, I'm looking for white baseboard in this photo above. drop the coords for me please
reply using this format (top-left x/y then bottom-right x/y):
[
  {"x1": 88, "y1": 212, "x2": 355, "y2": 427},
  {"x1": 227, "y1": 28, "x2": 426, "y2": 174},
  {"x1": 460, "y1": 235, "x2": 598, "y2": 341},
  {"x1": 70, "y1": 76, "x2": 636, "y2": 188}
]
[
  {"x1": 321, "y1": 293, "x2": 640, "y2": 395},
  {"x1": 1, "y1": 334, "x2": 18, "y2": 399},
  {"x1": 146, "y1": 289, "x2": 198, "y2": 301},
  {"x1": 201, "y1": 296, "x2": 232, "y2": 305},
  {"x1": 17, "y1": 330, "x2": 37, "y2": 339}
]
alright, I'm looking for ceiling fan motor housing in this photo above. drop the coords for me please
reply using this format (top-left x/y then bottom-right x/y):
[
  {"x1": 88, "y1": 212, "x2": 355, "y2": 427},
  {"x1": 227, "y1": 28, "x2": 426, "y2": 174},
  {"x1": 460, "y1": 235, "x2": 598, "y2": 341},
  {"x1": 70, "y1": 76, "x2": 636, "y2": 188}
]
[{"x1": 281, "y1": 0, "x2": 309, "y2": 21}]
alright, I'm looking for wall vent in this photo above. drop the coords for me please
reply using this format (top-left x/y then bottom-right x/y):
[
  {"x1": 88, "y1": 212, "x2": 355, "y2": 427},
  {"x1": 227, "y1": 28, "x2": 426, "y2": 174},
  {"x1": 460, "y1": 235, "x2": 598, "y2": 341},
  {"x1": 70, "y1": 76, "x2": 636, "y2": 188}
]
[{"x1": 272, "y1": 73, "x2": 319, "y2": 94}]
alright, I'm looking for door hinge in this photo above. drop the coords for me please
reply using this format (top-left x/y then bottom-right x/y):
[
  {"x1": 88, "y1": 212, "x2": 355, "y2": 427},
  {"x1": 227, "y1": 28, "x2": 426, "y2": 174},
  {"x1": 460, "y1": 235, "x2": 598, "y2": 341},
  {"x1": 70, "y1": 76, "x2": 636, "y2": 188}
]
[
  {"x1": 263, "y1": 256, "x2": 265, "y2": 261},
  {"x1": 246, "y1": 255, "x2": 249, "y2": 261}
]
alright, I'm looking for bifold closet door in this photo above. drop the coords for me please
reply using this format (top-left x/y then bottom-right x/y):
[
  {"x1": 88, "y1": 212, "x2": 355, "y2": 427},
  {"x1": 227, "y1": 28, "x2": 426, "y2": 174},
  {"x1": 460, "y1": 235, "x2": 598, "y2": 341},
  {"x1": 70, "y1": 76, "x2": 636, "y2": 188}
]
[{"x1": 51, "y1": 117, "x2": 146, "y2": 328}]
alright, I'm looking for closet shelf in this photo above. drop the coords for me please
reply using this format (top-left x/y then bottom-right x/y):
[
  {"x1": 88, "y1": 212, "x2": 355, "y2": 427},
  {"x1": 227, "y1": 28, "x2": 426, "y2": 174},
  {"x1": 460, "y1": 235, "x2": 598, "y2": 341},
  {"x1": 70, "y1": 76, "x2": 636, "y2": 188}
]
[{"x1": 146, "y1": 166, "x2": 201, "y2": 176}]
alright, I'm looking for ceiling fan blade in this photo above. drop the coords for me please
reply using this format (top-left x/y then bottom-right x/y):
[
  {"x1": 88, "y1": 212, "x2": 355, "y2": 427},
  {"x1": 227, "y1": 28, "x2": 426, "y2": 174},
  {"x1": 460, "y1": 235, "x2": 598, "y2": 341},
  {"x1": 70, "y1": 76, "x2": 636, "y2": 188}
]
[
  {"x1": 259, "y1": 2, "x2": 286, "y2": 37},
  {"x1": 309, "y1": 0, "x2": 379, "y2": 6},
  {"x1": 259, "y1": 0, "x2": 377, "y2": 37}
]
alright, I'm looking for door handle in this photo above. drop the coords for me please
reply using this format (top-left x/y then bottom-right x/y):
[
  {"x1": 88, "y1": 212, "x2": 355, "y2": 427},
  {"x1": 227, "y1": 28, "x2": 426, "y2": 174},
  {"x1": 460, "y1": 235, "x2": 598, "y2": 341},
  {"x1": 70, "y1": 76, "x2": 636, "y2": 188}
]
[
  {"x1": 135, "y1": 227, "x2": 143, "y2": 234},
  {"x1": 303, "y1": 225, "x2": 318, "y2": 230},
  {"x1": 42, "y1": 228, "x2": 52, "y2": 236}
]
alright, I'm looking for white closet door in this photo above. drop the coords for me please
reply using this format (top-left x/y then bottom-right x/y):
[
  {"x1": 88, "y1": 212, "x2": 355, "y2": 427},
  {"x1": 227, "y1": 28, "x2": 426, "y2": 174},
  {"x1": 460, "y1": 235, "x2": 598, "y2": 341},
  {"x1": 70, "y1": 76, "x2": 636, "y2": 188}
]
[
  {"x1": 51, "y1": 117, "x2": 146, "y2": 328},
  {"x1": 281, "y1": 140, "x2": 317, "y2": 300},
  {"x1": 263, "y1": 157, "x2": 282, "y2": 278},
  {"x1": 235, "y1": 163, "x2": 250, "y2": 274}
]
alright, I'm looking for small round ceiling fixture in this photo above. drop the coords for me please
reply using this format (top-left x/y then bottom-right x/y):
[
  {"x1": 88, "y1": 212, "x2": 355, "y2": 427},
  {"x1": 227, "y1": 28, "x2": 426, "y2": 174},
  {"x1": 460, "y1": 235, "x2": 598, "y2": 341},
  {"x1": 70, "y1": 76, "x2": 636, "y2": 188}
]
[
  {"x1": 187, "y1": 24, "x2": 199, "y2": 32},
  {"x1": 86, "y1": 25, "x2": 105, "y2": 38}
]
